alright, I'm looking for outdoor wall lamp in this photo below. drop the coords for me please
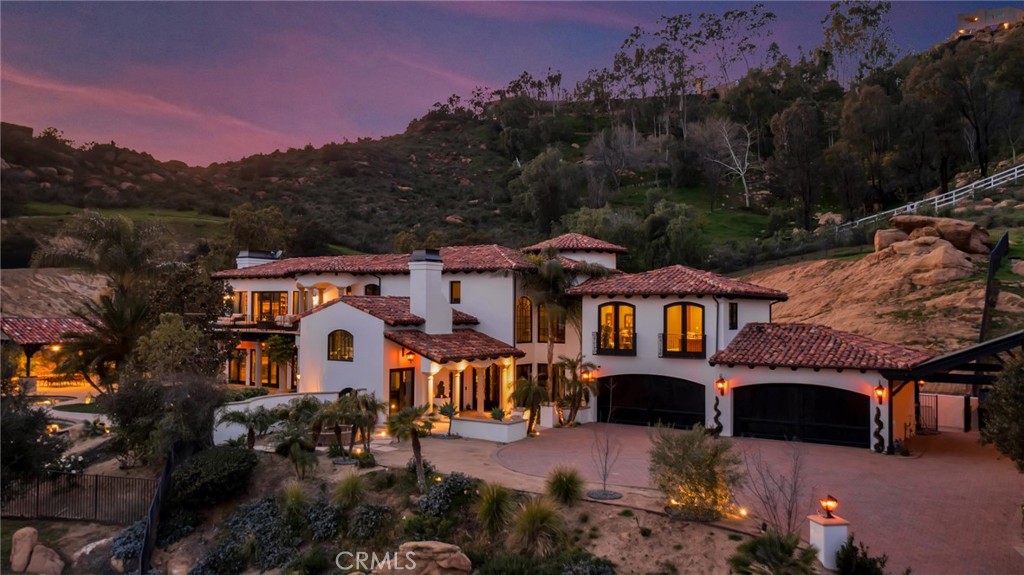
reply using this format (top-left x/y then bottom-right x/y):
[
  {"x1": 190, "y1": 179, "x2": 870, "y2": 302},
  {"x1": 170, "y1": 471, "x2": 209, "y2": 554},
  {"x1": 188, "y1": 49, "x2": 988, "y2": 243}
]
[
  {"x1": 819, "y1": 494, "x2": 838, "y2": 519},
  {"x1": 874, "y1": 383, "x2": 886, "y2": 405},
  {"x1": 715, "y1": 375, "x2": 728, "y2": 396},
  {"x1": 402, "y1": 348, "x2": 415, "y2": 362}
]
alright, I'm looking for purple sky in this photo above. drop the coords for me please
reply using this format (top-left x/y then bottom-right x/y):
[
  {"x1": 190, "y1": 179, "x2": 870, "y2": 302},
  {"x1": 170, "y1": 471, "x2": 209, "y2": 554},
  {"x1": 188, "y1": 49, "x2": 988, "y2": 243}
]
[{"x1": 0, "y1": 1, "x2": 999, "y2": 167}]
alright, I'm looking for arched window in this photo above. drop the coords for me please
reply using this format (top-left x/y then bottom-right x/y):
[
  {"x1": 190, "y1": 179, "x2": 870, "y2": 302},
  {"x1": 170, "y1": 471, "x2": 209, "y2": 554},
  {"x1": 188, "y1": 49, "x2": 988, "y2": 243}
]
[
  {"x1": 663, "y1": 303, "x2": 705, "y2": 357},
  {"x1": 538, "y1": 304, "x2": 566, "y2": 343},
  {"x1": 515, "y1": 297, "x2": 533, "y2": 343},
  {"x1": 328, "y1": 330, "x2": 354, "y2": 361},
  {"x1": 596, "y1": 302, "x2": 635, "y2": 355}
]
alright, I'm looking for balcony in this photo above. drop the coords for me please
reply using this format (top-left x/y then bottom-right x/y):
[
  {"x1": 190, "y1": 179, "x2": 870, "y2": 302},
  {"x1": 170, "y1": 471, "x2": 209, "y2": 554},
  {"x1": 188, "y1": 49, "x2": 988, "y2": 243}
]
[
  {"x1": 593, "y1": 331, "x2": 637, "y2": 356},
  {"x1": 658, "y1": 333, "x2": 706, "y2": 359}
]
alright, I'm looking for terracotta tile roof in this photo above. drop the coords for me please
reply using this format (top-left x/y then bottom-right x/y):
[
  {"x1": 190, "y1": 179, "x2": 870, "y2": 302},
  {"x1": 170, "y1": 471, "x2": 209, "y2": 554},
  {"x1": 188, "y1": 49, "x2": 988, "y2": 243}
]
[
  {"x1": 566, "y1": 265, "x2": 787, "y2": 300},
  {"x1": 384, "y1": 329, "x2": 525, "y2": 364},
  {"x1": 297, "y1": 296, "x2": 478, "y2": 326},
  {"x1": 709, "y1": 323, "x2": 932, "y2": 371},
  {"x1": 523, "y1": 233, "x2": 628, "y2": 253},
  {"x1": 1, "y1": 317, "x2": 91, "y2": 346},
  {"x1": 212, "y1": 245, "x2": 534, "y2": 279}
]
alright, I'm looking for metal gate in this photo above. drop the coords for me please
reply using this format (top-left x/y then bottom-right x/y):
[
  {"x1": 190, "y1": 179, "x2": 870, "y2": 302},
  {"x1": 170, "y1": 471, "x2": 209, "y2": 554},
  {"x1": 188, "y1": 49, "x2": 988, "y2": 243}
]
[
  {"x1": 1, "y1": 472, "x2": 156, "y2": 525},
  {"x1": 918, "y1": 394, "x2": 939, "y2": 433}
]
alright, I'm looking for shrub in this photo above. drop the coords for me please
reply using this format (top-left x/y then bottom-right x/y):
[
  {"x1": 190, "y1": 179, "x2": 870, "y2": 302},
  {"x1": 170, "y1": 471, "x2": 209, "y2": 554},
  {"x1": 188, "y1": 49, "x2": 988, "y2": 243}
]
[
  {"x1": 562, "y1": 555, "x2": 617, "y2": 575},
  {"x1": 355, "y1": 451, "x2": 376, "y2": 468},
  {"x1": 327, "y1": 443, "x2": 345, "y2": 458},
  {"x1": 289, "y1": 547, "x2": 331, "y2": 575},
  {"x1": 727, "y1": 531, "x2": 818, "y2": 575},
  {"x1": 348, "y1": 502, "x2": 394, "y2": 542},
  {"x1": 172, "y1": 446, "x2": 258, "y2": 508},
  {"x1": 418, "y1": 472, "x2": 474, "y2": 517},
  {"x1": 403, "y1": 513, "x2": 456, "y2": 541},
  {"x1": 475, "y1": 482, "x2": 514, "y2": 535},
  {"x1": 406, "y1": 457, "x2": 437, "y2": 477},
  {"x1": 490, "y1": 407, "x2": 506, "y2": 421},
  {"x1": 649, "y1": 424, "x2": 743, "y2": 521},
  {"x1": 222, "y1": 496, "x2": 298, "y2": 570},
  {"x1": 306, "y1": 500, "x2": 342, "y2": 542},
  {"x1": 478, "y1": 553, "x2": 535, "y2": 575},
  {"x1": 546, "y1": 466, "x2": 584, "y2": 507},
  {"x1": 281, "y1": 480, "x2": 309, "y2": 531},
  {"x1": 156, "y1": 509, "x2": 199, "y2": 547},
  {"x1": 836, "y1": 535, "x2": 904, "y2": 575},
  {"x1": 111, "y1": 520, "x2": 146, "y2": 562},
  {"x1": 508, "y1": 497, "x2": 565, "y2": 557},
  {"x1": 332, "y1": 474, "x2": 365, "y2": 508},
  {"x1": 190, "y1": 539, "x2": 247, "y2": 575}
]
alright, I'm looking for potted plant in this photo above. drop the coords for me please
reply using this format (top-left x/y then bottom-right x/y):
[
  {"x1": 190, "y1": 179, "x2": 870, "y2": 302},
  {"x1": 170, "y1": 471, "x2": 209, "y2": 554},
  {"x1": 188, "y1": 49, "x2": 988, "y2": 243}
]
[{"x1": 490, "y1": 407, "x2": 506, "y2": 421}]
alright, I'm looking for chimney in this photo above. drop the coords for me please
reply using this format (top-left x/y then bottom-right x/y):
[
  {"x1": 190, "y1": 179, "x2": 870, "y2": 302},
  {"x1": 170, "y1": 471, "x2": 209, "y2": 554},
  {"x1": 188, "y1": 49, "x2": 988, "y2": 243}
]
[
  {"x1": 409, "y1": 249, "x2": 451, "y2": 334},
  {"x1": 236, "y1": 250, "x2": 282, "y2": 269}
]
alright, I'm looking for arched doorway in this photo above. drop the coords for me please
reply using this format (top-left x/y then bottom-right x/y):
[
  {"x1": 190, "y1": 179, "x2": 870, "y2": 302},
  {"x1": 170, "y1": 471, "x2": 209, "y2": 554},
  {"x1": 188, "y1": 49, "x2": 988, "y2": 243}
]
[
  {"x1": 733, "y1": 384, "x2": 869, "y2": 447},
  {"x1": 596, "y1": 374, "x2": 705, "y2": 428}
]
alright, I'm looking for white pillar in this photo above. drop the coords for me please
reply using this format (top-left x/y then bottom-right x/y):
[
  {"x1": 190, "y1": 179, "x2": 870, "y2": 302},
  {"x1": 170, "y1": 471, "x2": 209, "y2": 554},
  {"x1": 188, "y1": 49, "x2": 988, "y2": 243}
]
[
  {"x1": 244, "y1": 349, "x2": 252, "y2": 386},
  {"x1": 254, "y1": 345, "x2": 263, "y2": 388},
  {"x1": 426, "y1": 373, "x2": 435, "y2": 414},
  {"x1": 808, "y1": 514, "x2": 849, "y2": 571}
]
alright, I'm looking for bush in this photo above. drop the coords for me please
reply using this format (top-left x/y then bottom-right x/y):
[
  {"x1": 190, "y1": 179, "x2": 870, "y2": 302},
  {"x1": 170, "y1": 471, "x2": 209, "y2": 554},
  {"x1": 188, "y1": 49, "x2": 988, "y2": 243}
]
[
  {"x1": 289, "y1": 547, "x2": 331, "y2": 575},
  {"x1": 727, "y1": 531, "x2": 817, "y2": 575},
  {"x1": 477, "y1": 550, "x2": 612, "y2": 575},
  {"x1": 508, "y1": 497, "x2": 565, "y2": 557},
  {"x1": 546, "y1": 466, "x2": 584, "y2": 507},
  {"x1": 562, "y1": 555, "x2": 617, "y2": 575},
  {"x1": 836, "y1": 535, "x2": 903, "y2": 575},
  {"x1": 355, "y1": 451, "x2": 376, "y2": 468},
  {"x1": 306, "y1": 500, "x2": 342, "y2": 542},
  {"x1": 190, "y1": 539, "x2": 247, "y2": 575},
  {"x1": 171, "y1": 446, "x2": 258, "y2": 508},
  {"x1": 332, "y1": 474, "x2": 365, "y2": 508},
  {"x1": 223, "y1": 496, "x2": 298, "y2": 570},
  {"x1": 156, "y1": 509, "x2": 199, "y2": 547},
  {"x1": 402, "y1": 512, "x2": 456, "y2": 541},
  {"x1": 406, "y1": 456, "x2": 437, "y2": 477},
  {"x1": 111, "y1": 520, "x2": 146, "y2": 561},
  {"x1": 418, "y1": 472, "x2": 474, "y2": 517},
  {"x1": 476, "y1": 482, "x2": 514, "y2": 535},
  {"x1": 478, "y1": 553, "x2": 536, "y2": 575},
  {"x1": 649, "y1": 424, "x2": 743, "y2": 521},
  {"x1": 281, "y1": 480, "x2": 309, "y2": 531},
  {"x1": 348, "y1": 502, "x2": 394, "y2": 542},
  {"x1": 327, "y1": 443, "x2": 345, "y2": 458}
]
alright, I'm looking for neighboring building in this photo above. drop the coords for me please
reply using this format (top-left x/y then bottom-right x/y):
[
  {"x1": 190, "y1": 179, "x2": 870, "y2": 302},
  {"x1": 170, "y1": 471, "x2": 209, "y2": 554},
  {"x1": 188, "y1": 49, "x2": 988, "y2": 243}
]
[
  {"x1": 955, "y1": 6, "x2": 1024, "y2": 36},
  {"x1": 212, "y1": 233, "x2": 935, "y2": 450}
]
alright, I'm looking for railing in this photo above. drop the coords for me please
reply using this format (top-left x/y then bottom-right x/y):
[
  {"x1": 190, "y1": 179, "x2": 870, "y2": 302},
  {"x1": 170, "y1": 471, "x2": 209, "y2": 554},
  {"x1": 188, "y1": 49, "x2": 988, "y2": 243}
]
[
  {"x1": 657, "y1": 333, "x2": 707, "y2": 359},
  {"x1": 1, "y1": 472, "x2": 156, "y2": 524},
  {"x1": 593, "y1": 331, "x2": 637, "y2": 356},
  {"x1": 979, "y1": 232, "x2": 1010, "y2": 343},
  {"x1": 834, "y1": 163, "x2": 1023, "y2": 234}
]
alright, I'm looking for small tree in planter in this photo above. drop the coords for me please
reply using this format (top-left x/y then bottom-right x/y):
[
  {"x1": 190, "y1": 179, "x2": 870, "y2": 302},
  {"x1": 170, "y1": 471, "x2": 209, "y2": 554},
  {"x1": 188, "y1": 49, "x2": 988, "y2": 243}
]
[
  {"x1": 557, "y1": 353, "x2": 598, "y2": 426},
  {"x1": 490, "y1": 407, "x2": 506, "y2": 421},
  {"x1": 512, "y1": 377, "x2": 547, "y2": 435},
  {"x1": 438, "y1": 401, "x2": 459, "y2": 437},
  {"x1": 589, "y1": 423, "x2": 622, "y2": 500}
]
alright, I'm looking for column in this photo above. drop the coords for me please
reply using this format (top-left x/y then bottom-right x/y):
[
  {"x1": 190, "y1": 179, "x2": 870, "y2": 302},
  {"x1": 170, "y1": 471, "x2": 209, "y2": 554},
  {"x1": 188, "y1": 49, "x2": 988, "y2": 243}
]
[
  {"x1": 476, "y1": 366, "x2": 486, "y2": 415},
  {"x1": 243, "y1": 348, "x2": 252, "y2": 386},
  {"x1": 808, "y1": 514, "x2": 849, "y2": 570},
  {"x1": 254, "y1": 344, "x2": 263, "y2": 388}
]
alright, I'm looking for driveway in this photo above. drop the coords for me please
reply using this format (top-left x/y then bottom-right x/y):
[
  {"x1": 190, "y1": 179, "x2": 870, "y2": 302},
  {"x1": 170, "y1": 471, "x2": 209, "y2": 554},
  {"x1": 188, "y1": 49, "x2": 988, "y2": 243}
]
[{"x1": 494, "y1": 424, "x2": 1023, "y2": 575}]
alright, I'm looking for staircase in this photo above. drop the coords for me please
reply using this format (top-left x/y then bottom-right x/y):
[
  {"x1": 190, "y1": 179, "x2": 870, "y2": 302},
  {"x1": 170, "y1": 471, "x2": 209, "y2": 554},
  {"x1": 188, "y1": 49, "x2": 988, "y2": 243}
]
[{"x1": 834, "y1": 162, "x2": 1023, "y2": 234}]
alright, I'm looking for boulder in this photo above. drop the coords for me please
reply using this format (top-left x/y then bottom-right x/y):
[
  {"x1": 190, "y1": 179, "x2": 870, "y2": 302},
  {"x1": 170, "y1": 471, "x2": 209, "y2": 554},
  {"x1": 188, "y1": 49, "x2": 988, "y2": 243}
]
[
  {"x1": 890, "y1": 236, "x2": 945, "y2": 256},
  {"x1": 24, "y1": 544, "x2": 63, "y2": 575},
  {"x1": 141, "y1": 172, "x2": 165, "y2": 182},
  {"x1": 165, "y1": 557, "x2": 190, "y2": 575},
  {"x1": 118, "y1": 182, "x2": 140, "y2": 192},
  {"x1": 10, "y1": 527, "x2": 38, "y2": 572},
  {"x1": 82, "y1": 176, "x2": 105, "y2": 189},
  {"x1": 889, "y1": 215, "x2": 992, "y2": 254},
  {"x1": 1012, "y1": 260, "x2": 1024, "y2": 277},
  {"x1": 817, "y1": 212, "x2": 843, "y2": 227},
  {"x1": 37, "y1": 167, "x2": 59, "y2": 178},
  {"x1": 874, "y1": 229, "x2": 908, "y2": 252},
  {"x1": 908, "y1": 226, "x2": 939, "y2": 240},
  {"x1": 374, "y1": 541, "x2": 471, "y2": 575},
  {"x1": 908, "y1": 244, "x2": 975, "y2": 287},
  {"x1": 995, "y1": 199, "x2": 1016, "y2": 209}
]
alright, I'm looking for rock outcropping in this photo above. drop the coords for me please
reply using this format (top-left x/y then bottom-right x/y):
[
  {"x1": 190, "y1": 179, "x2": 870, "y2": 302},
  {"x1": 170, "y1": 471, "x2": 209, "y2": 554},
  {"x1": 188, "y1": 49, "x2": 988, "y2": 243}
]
[
  {"x1": 374, "y1": 541, "x2": 471, "y2": 575},
  {"x1": 888, "y1": 215, "x2": 992, "y2": 254},
  {"x1": 8, "y1": 528, "x2": 64, "y2": 575}
]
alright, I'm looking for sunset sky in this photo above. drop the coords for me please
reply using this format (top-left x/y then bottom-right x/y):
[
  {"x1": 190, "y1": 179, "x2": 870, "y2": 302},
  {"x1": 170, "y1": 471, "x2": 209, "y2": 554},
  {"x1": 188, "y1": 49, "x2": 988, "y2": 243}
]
[{"x1": 0, "y1": 1, "x2": 998, "y2": 166}]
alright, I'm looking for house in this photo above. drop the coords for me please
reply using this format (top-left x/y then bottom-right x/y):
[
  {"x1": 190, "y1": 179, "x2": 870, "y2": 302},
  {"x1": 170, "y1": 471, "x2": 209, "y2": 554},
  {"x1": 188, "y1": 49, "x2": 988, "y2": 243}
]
[
  {"x1": 955, "y1": 6, "x2": 1024, "y2": 36},
  {"x1": 213, "y1": 233, "x2": 936, "y2": 450}
]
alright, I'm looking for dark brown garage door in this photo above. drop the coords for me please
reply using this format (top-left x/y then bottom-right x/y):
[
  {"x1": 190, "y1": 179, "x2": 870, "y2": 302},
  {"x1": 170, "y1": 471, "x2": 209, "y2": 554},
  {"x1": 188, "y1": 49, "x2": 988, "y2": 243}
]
[
  {"x1": 596, "y1": 374, "x2": 705, "y2": 429},
  {"x1": 733, "y1": 384, "x2": 869, "y2": 447}
]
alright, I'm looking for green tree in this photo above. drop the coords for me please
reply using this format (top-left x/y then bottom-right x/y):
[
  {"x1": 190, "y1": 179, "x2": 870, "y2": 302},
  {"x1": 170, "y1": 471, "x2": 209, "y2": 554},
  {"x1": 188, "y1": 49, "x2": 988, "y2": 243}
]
[
  {"x1": 727, "y1": 530, "x2": 819, "y2": 575},
  {"x1": 508, "y1": 147, "x2": 583, "y2": 234},
  {"x1": 32, "y1": 211, "x2": 166, "y2": 296},
  {"x1": 438, "y1": 401, "x2": 458, "y2": 437},
  {"x1": 980, "y1": 358, "x2": 1024, "y2": 472},
  {"x1": 1, "y1": 347, "x2": 64, "y2": 499},
  {"x1": 769, "y1": 99, "x2": 824, "y2": 230},
  {"x1": 219, "y1": 406, "x2": 280, "y2": 449},
  {"x1": 556, "y1": 353, "x2": 598, "y2": 426},
  {"x1": 59, "y1": 292, "x2": 153, "y2": 395},
  {"x1": 649, "y1": 424, "x2": 744, "y2": 521},
  {"x1": 386, "y1": 404, "x2": 431, "y2": 493},
  {"x1": 512, "y1": 377, "x2": 548, "y2": 436},
  {"x1": 135, "y1": 313, "x2": 208, "y2": 378},
  {"x1": 228, "y1": 203, "x2": 295, "y2": 252},
  {"x1": 820, "y1": 1, "x2": 896, "y2": 85},
  {"x1": 520, "y1": 246, "x2": 609, "y2": 397}
]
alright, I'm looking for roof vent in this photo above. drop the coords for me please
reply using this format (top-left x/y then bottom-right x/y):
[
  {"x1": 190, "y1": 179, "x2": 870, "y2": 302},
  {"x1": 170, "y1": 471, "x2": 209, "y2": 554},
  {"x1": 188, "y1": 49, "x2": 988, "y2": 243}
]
[{"x1": 410, "y1": 249, "x2": 442, "y2": 263}]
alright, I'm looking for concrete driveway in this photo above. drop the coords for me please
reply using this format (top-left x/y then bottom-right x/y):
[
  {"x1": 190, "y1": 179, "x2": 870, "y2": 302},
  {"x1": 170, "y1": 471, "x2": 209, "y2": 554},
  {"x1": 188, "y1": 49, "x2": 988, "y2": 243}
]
[{"x1": 494, "y1": 424, "x2": 1023, "y2": 575}]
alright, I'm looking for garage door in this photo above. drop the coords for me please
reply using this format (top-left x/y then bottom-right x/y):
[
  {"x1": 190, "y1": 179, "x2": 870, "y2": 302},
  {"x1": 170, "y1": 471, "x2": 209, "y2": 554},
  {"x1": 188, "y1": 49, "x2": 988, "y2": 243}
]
[
  {"x1": 596, "y1": 375, "x2": 705, "y2": 428},
  {"x1": 733, "y1": 384, "x2": 869, "y2": 447}
]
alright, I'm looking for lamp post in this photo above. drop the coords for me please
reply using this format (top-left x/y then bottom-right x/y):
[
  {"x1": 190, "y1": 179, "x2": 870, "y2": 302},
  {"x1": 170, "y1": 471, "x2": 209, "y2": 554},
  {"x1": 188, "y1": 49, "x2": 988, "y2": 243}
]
[{"x1": 809, "y1": 494, "x2": 848, "y2": 570}]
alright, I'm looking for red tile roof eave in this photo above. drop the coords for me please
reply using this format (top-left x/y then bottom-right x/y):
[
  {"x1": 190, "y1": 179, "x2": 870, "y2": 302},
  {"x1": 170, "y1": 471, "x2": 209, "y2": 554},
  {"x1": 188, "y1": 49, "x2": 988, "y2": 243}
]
[
  {"x1": 572, "y1": 291, "x2": 788, "y2": 301},
  {"x1": 383, "y1": 330, "x2": 525, "y2": 364}
]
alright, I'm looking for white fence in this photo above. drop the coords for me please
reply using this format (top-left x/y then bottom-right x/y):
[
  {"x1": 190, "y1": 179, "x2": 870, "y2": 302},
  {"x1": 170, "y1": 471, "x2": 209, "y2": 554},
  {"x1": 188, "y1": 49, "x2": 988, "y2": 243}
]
[{"x1": 834, "y1": 163, "x2": 1023, "y2": 234}]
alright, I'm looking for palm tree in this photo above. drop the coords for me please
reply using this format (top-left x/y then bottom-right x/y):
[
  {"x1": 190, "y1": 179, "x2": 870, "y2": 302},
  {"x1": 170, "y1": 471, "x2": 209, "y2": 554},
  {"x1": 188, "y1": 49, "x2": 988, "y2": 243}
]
[
  {"x1": 512, "y1": 377, "x2": 548, "y2": 435},
  {"x1": 438, "y1": 401, "x2": 458, "y2": 437},
  {"x1": 520, "y1": 246, "x2": 609, "y2": 401},
  {"x1": 59, "y1": 292, "x2": 153, "y2": 395},
  {"x1": 727, "y1": 531, "x2": 819, "y2": 575},
  {"x1": 556, "y1": 353, "x2": 598, "y2": 426},
  {"x1": 312, "y1": 400, "x2": 348, "y2": 450},
  {"x1": 386, "y1": 404, "x2": 430, "y2": 492},
  {"x1": 32, "y1": 211, "x2": 166, "y2": 296}
]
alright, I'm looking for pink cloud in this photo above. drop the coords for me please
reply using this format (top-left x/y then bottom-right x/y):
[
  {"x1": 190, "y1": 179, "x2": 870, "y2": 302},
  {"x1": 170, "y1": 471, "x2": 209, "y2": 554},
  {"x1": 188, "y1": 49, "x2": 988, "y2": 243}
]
[{"x1": 433, "y1": 1, "x2": 641, "y2": 31}]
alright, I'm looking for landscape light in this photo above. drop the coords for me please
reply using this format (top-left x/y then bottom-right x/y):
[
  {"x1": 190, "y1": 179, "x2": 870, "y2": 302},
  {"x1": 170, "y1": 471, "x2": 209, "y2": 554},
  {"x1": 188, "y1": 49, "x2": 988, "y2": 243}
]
[
  {"x1": 874, "y1": 384, "x2": 885, "y2": 405},
  {"x1": 820, "y1": 495, "x2": 838, "y2": 519}
]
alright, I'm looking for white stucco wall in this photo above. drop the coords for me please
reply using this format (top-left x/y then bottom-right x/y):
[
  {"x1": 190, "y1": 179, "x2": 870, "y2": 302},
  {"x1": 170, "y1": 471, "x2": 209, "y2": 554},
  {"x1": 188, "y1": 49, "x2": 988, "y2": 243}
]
[
  {"x1": 718, "y1": 298, "x2": 773, "y2": 348},
  {"x1": 559, "y1": 251, "x2": 618, "y2": 270},
  {"x1": 298, "y1": 301, "x2": 385, "y2": 394}
]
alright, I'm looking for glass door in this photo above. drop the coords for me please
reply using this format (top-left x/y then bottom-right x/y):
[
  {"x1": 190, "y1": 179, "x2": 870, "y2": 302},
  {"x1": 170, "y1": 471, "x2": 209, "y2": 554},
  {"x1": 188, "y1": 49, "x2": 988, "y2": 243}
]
[{"x1": 389, "y1": 368, "x2": 414, "y2": 415}]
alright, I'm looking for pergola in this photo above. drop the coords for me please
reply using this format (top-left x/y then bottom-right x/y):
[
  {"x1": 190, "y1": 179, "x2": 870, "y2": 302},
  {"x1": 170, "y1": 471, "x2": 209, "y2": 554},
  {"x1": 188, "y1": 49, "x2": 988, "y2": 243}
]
[{"x1": 0, "y1": 316, "x2": 89, "y2": 377}]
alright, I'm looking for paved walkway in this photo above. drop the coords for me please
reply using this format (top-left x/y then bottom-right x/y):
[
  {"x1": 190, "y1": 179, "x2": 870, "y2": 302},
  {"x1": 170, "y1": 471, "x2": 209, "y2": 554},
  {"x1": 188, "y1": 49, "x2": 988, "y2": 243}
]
[{"x1": 375, "y1": 424, "x2": 1023, "y2": 575}]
